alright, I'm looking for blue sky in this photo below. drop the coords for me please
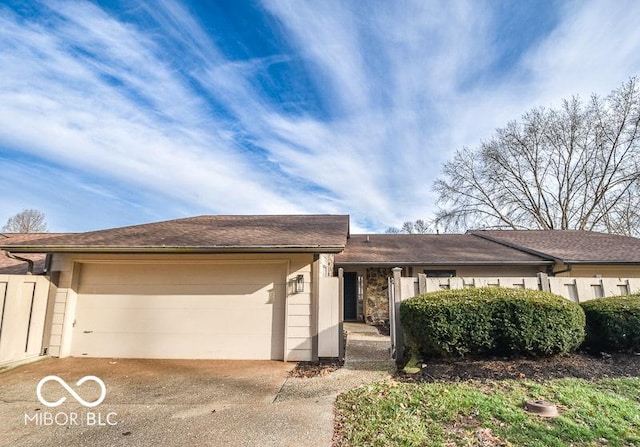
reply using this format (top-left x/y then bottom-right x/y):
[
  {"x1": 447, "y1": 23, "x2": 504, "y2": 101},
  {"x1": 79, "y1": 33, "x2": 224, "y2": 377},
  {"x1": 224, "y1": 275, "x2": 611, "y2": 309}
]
[{"x1": 1, "y1": 0, "x2": 640, "y2": 233}]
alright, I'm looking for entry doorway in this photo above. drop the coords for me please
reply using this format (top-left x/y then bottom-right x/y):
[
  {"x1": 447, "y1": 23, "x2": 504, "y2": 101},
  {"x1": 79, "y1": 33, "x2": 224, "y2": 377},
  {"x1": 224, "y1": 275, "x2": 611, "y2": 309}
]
[{"x1": 343, "y1": 272, "x2": 358, "y2": 321}]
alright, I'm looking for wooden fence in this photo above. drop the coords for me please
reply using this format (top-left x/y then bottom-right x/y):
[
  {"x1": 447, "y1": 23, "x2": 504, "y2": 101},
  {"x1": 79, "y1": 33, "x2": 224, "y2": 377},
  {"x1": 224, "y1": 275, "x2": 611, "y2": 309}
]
[
  {"x1": 0, "y1": 275, "x2": 51, "y2": 366},
  {"x1": 388, "y1": 270, "x2": 640, "y2": 362}
]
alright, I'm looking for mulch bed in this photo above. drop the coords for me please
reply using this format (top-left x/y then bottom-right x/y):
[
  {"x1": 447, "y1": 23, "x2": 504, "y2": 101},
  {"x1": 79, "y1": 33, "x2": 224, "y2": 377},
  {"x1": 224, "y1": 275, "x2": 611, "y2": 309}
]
[
  {"x1": 398, "y1": 352, "x2": 640, "y2": 382},
  {"x1": 290, "y1": 330, "x2": 349, "y2": 378},
  {"x1": 289, "y1": 360, "x2": 344, "y2": 378}
]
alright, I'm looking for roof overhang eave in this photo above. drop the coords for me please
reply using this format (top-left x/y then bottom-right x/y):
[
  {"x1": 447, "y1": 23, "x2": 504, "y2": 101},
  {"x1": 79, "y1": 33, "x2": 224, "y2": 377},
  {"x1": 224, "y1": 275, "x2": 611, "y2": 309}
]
[
  {"x1": 1, "y1": 245, "x2": 346, "y2": 254},
  {"x1": 334, "y1": 260, "x2": 554, "y2": 266},
  {"x1": 555, "y1": 260, "x2": 640, "y2": 265}
]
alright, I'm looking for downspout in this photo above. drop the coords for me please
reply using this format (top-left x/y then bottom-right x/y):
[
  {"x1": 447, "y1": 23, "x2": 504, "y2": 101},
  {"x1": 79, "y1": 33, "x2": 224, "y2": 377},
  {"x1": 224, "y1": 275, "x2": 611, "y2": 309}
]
[
  {"x1": 5, "y1": 251, "x2": 34, "y2": 274},
  {"x1": 44, "y1": 253, "x2": 52, "y2": 274},
  {"x1": 550, "y1": 262, "x2": 572, "y2": 276}
]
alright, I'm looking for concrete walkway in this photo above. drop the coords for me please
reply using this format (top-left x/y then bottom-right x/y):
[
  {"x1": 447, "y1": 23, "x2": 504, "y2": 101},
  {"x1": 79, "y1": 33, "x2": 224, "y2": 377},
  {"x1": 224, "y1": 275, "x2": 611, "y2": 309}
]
[
  {"x1": 341, "y1": 322, "x2": 396, "y2": 372},
  {"x1": 275, "y1": 322, "x2": 395, "y2": 446}
]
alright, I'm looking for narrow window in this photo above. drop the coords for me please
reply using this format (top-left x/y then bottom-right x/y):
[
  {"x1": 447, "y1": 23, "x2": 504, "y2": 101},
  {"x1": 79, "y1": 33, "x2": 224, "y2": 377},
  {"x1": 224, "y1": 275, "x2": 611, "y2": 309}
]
[{"x1": 424, "y1": 270, "x2": 456, "y2": 278}]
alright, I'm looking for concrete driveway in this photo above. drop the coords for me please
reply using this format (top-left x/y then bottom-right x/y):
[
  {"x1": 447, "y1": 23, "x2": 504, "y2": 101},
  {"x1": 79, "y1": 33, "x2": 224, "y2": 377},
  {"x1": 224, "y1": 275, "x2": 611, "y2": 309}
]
[{"x1": 0, "y1": 358, "x2": 335, "y2": 447}]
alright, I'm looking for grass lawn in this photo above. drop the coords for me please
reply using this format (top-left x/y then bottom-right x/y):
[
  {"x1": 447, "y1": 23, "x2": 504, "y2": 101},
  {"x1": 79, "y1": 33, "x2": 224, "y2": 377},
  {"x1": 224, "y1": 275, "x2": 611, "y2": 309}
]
[{"x1": 334, "y1": 378, "x2": 640, "y2": 446}]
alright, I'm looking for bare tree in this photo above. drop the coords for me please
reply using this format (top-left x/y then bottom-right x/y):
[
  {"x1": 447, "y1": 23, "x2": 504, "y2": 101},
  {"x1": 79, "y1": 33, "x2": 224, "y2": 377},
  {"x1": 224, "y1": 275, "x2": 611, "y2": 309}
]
[
  {"x1": 434, "y1": 77, "x2": 640, "y2": 236},
  {"x1": 413, "y1": 219, "x2": 430, "y2": 234},
  {"x1": 3, "y1": 209, "x2": 48, "y2": 233},
  {"x1": 385, "y1": 219, "x2": 432, "y2": 234}
]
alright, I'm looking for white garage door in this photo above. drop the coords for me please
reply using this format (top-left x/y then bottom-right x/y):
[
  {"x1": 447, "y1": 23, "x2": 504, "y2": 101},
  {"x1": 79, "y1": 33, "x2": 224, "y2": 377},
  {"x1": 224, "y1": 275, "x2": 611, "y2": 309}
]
[{"x1": 71, "y1": 262, "x2": 286, "y2": 360}]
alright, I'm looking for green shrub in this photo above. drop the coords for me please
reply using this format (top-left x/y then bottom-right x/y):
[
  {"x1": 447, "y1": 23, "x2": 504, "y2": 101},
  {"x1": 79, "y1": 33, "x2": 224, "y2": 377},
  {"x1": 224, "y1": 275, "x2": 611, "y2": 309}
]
[
  {"x1": 400, "y1": 287, "x2": 585, "y2": 358},
  {"x1": 580, "y1": 294, "x2": 640, "y2": 352}
]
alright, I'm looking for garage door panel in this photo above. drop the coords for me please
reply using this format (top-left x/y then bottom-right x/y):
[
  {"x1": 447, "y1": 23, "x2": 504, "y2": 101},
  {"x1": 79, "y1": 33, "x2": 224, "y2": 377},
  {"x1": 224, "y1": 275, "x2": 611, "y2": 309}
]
[
  {"x1": 72, "y1": 262, "x2": 287, "y2": 360},
  {"x1": 72, "y1": 332, "x2": 283, "y2": 360},
  {"x1": 80, "y1": 263, "x2": 285, "y2": 286},
  {"x1": 78, "y1": 283, "x2": 287, "y2": 298},
  {"x1": 75, "y1": 306, "x2": 285, "y2": 334},
  {"x1": 75, "y1": 291, "x2": 286, "y2": 310}
]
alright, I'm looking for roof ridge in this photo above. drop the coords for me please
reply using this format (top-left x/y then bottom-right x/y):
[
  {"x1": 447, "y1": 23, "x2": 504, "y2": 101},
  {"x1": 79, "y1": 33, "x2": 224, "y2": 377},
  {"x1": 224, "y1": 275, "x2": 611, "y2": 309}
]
[{"x1": 469, "y1": 232, "x2": 557, "y2": 262}]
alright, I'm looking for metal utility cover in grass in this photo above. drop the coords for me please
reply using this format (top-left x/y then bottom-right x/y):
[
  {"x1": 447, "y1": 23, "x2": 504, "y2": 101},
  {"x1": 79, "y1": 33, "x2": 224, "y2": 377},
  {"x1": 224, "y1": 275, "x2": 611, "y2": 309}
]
[{"x1": 524, "y1": 400, "x2": 559, "y2": 417}]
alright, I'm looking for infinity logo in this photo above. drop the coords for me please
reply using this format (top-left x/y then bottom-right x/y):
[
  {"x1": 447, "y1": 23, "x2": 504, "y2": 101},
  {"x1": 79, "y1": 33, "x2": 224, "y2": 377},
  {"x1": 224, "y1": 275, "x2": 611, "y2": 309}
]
[{"x1": 36, "y1": 375, "x2": 107, "y2": 408}]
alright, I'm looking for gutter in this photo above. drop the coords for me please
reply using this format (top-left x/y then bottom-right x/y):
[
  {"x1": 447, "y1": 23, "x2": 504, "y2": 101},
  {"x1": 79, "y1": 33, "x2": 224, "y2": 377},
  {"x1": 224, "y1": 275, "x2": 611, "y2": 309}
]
[
  {"x1": 4, "y1": 251, "x2": 34, "y2": 274},
  {"x1": 0, "y1": 245, "x2": 347, "y2": 255}
]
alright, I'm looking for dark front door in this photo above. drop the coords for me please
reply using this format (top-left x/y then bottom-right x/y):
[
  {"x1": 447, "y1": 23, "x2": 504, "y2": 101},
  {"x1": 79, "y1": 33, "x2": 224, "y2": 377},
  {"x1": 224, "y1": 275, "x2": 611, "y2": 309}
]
[{"x1": 343, "y1": 272, "x2": 358, "y2": 321}]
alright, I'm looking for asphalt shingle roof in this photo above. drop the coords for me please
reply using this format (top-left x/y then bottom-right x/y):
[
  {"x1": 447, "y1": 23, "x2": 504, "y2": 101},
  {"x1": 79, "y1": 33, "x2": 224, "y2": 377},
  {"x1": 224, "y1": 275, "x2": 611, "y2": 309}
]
[
  {"x1": 0, "y1": 215, "x2": 350, "y2": 253},
  {"x1": 335, "y1": 234, "x2": 551, "y2": 265},
  {"x1": 0, "y1": 233, "x2": 68, "y2": 274},
  {"x1": 472, "y1": 230, "x2": 640, "y2": 263},
  {"x1": 5, "y1": 219, "x2": 639, "y2": 267}
]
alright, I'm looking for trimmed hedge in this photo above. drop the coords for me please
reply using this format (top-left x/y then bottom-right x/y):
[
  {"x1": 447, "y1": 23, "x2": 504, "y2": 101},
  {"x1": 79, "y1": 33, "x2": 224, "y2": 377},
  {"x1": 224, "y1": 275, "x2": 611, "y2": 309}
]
[
  {"x1": 400, "y1": 287, "x2": 585, "y2": 358},
  {"x1": 580, "y1": 294, "x2": 640, "y2": 352}
]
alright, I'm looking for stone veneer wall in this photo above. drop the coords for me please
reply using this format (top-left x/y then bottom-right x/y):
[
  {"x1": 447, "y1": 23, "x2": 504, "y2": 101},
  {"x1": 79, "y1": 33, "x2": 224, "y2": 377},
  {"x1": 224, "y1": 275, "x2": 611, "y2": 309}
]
[{"x1": 365, "y1": 267, "x2": 393, "y2": 324}]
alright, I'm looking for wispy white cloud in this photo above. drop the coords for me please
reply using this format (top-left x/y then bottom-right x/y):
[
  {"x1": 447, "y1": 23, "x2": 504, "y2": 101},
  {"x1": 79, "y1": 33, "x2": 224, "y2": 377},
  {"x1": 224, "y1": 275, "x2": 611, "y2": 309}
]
[
  {"x1": 521, "y1": 0, "x2": 640, "y2": 101},
  {"x1": 1, "y1": 0, "x2": 639, "y2": 232},
  {"x1": 256, "y1": 1, "x2": 497, "y2": 228},
  {"x1": 258, "y1": 0, "x2": 640, "y2": 230},
  {"x1": 0, "y1": 0, "x2": 306, "y2": 230}
]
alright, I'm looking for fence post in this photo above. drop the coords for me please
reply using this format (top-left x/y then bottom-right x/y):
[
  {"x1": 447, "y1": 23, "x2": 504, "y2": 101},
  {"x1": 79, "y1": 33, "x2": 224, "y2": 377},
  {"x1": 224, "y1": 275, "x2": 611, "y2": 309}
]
[
  {"x1": 417, "y1": 273, "x2": 427, "y2": 294},
  {"x1": 537, "y1": 272, "x2": 550, "y2": 292},
  {"x1": 392, "y1": 267, "x2": 404, "y2": 365},
  {"x1": 387, "y1": 277, "x2": 393, "y2": 357},
  {"x1": 338, "y1": 268, "x2": 345, "y2": 360}
]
